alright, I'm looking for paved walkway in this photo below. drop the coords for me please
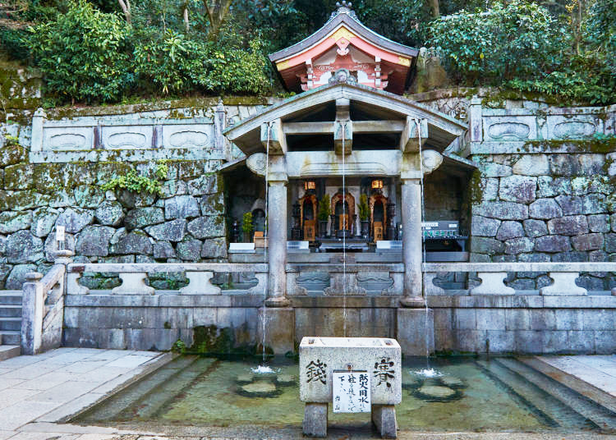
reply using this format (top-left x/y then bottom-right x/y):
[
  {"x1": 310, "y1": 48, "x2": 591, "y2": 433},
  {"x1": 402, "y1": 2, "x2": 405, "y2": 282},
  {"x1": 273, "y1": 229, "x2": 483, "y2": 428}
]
[
  {"x1": 0, "y1": 348, "x2": 170, "y2": 440},
  {"x1": 1, "y1": 350, "x2": 616, "y2": 439}
]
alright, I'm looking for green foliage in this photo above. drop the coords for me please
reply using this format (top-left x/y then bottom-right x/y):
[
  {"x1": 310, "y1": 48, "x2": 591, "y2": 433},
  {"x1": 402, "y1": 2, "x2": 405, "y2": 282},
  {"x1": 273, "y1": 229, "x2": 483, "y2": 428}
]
[
  {"x1": 4, "y1": 135, "x2": 20, "y2": 146},
  {"x1": 0, "y1": 28, "x2": 31, "y2": 60},
  {"x1": 318, "y1": 194, "x2": 331, "y2": 221},
  {"x1": 101, "y1": 163, "x2": 168, "y2": 196},
  {"x1": 358, "y1": 194, "x2": 370, "y2": 221},
  {"x1": 506, "y1": 54, "x2": 616, "y2": 105},
  {"x1": 429, "y1": 1, "x2": 561, "y2": 82},
  {"x1": 353, "y1": 0, "x2": 433, "y2": 47},
  {"x1": 429, "y1": 0, "x2": 615, "y2": 104},
  {"x1": 171, "y1": 339, "x2": 187, "y2": 354},
  {"x1": 585, "y1": 0, "x2": 616, "y2": 76},
  {"x1": 28, "y1": 0, "x2": 133, "y2": 103},
  {"x1": 242, "y1": 211, "x2": 253, "y2": 234},
  {"x1": 134, "y1": 29, "x2": 272, "y2": 95}
]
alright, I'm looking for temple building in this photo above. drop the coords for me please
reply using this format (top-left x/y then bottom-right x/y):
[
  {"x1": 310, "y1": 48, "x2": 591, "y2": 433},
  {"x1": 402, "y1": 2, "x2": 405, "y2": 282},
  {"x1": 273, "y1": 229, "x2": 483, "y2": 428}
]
[{"x1": 224, "y1": 1, "x2": 472, "y2": 307}]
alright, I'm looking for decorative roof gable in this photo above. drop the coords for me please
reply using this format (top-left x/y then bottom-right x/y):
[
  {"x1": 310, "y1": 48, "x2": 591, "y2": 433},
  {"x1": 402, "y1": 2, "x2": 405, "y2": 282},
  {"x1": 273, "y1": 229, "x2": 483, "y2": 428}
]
[{"x1": 269, "y1": 1, "x2": 418, "y2": 95}]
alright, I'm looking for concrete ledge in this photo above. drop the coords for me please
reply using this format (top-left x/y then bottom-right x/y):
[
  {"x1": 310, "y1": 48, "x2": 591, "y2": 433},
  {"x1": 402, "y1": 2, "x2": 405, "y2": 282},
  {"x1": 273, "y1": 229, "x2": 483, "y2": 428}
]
[
  {"x1": 65, "y1": 294, "x2": 263, "y2": 308},
  {"x1": 428, "y1": 294, "x2": 616, "y2": 309},
  {"x1": 291, "y1": 296, "x2": 400, "y2": 308}
]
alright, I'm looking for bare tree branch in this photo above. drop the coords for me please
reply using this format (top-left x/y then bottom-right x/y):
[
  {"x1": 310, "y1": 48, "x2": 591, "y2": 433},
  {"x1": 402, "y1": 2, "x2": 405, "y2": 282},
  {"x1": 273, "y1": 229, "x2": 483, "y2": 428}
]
[
  {"x1": 202, "y1": 0, "x2": 233, "y2": 39},
  {"x1": 117, "y1": 0, "x2": 131, "y2": 24}
]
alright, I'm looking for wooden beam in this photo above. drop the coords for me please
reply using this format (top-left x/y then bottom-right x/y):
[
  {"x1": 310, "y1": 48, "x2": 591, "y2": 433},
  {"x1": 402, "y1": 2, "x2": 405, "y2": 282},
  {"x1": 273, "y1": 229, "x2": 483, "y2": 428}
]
[
  {"x1": 283, "y1": 122, "x2": 334, "y2": 134},
  {"x1": 334, "y1": 120, "x2": 353, "y2": 155},
  {"x1": 354, "y1": 120, "x2": 405, "y2": 133},
  {"x1": 400, "y1": 116, "x2": 428, "y2": 153},
  {"x1": 260, "y1": 119, "x2": 287, "y2": 155},
  {"x1": 283, "y1": 120, "x2": 405, "y2": 135}
]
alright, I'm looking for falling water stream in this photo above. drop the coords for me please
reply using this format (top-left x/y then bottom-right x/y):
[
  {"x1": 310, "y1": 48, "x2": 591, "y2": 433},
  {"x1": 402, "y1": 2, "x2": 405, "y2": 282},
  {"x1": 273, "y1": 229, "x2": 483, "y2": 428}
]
[
  {"x1": 261, "y1": 121, "x2": 271, "y2": 364},
  {"x1": 342, "y1": 121, "x2": 347, "y2": 337},
  {"x1": 415, "y1": 118, "x2": 439, "y2": 376}
]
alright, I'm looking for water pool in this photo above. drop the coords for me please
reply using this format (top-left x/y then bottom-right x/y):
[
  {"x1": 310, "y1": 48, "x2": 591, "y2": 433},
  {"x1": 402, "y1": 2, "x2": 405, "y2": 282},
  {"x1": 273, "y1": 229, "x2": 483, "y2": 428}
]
[{"x1": 73, "y1": 355, "x2": 616, "y2": 435}]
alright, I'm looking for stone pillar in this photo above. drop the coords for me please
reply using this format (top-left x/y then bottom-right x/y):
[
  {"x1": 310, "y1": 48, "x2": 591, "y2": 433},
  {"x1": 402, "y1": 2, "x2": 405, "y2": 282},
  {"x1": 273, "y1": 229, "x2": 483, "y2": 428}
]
[
  {"x1": 400, "y1": 178, "x2": 424, "y2": 307},
  {"x1": 267, "y1": 178, "x2": 290, "y2": 307}
]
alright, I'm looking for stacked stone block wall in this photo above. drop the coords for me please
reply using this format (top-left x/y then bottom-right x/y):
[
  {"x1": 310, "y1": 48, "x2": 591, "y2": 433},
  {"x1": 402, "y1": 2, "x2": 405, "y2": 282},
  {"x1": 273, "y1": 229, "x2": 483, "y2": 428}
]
[
  {"x1": 469, "y1": 151, "x2": 616, "y2": 290},
  {"x1": 0, "y1": 146, "x2": 227, "y2": 290}
]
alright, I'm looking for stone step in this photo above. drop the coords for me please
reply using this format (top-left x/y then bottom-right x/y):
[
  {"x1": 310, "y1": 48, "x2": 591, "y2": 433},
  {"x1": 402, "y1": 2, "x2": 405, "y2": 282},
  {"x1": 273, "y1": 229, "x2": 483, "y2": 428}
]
[
  {"x1": 476, "y1": 359, "x2": 597, "y2": 431},
  {"x1": 0, "y1": 317, "x2": 21, "y2": 331},
  {"x1": 520, "y1": 357, "x2": 616, "y2": 415},
  {"x1": 496, "y1": 358, "x2": 616, "y2": 432},
  {"x1": 0, "y1": 305, "x2": 22, "y2": 317},
  {"x1": 0, "y1": 291, "x2": 22, "y2": 305},
  {"x1": 77, "y1": 355, "x2": 199, "y2": 423},
  {"x1": 0, "y1": 331, "x2": 20, "y2": 346},
  {"x1": 0, "y1": 345, "x2": 21, "y2": 362}
]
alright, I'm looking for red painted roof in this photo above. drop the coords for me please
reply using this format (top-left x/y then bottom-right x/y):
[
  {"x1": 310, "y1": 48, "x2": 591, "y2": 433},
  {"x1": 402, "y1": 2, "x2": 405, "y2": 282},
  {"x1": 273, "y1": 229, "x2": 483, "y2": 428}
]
[{"x1": 269, "y1": 2, "x2": 418, "y2": 95}]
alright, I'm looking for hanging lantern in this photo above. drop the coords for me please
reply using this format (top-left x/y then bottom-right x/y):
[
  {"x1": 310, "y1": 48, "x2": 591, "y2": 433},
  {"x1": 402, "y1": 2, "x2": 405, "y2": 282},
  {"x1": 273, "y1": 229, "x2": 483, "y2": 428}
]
[
  {"x1": 371, "y1": 179, "x2": 384, "y2": 189},
  {"x1": 305, "y1": 180, "x2": 316, "y2": 191}
]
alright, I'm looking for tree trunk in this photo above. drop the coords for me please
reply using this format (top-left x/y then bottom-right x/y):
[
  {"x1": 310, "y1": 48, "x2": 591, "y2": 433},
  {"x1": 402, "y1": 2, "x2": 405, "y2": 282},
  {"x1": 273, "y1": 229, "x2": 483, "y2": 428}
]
[
  {"x1": 429, "y1": 0, "x2": 440, "y2": 18},
  {"x1": 183, "y1": 6, "x2": 190, "y2": 32}
]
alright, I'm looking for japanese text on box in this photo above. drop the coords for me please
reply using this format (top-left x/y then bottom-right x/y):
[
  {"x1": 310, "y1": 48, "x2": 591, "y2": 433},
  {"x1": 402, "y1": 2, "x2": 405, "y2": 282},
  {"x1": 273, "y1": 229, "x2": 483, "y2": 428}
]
[{"x1": 332, "y1": 370, "x2": 371, "y2": 413}]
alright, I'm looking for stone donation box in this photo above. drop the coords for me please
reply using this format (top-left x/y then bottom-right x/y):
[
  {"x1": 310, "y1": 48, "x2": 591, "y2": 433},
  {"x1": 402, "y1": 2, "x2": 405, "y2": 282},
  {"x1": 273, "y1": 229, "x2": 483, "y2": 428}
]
[{"x1": 299, "y1": 337, "x2": 402, "y2": 438}]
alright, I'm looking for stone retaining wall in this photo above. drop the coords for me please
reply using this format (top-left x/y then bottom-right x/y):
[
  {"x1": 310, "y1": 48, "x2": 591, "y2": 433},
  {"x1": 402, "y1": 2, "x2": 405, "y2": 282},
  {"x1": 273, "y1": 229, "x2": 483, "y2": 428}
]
[
  {"x1": 0, "y1": 155, "x2": 227, "y2": 290},
  {"x1": 430, "y1": 295, "x2": 616, "y2": 354},
  {"x1": 62, "y1": 293, "x2": 616, "y2": 355}
]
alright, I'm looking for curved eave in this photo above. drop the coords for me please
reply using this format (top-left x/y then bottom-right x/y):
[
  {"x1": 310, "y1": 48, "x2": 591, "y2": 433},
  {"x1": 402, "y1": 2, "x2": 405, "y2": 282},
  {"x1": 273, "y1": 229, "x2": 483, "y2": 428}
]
[
  {"x1": 224, "y1": 82, "x2": 467, "y2": 156},
  {"x1": 268, "y1": 13, "x2": 418, "y2": 64}
]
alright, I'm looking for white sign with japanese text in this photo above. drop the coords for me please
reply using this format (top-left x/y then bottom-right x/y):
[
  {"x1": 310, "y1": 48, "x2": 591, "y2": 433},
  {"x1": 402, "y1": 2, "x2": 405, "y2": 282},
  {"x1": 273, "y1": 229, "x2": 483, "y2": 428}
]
[{"x1": 332, "y1": 370, "x2": 371, "y2": 413}]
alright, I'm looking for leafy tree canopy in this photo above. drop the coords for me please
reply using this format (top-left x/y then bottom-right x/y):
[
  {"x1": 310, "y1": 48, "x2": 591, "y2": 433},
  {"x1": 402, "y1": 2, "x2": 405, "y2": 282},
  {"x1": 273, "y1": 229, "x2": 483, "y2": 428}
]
[{"x1": 0, "y1": 0, "x2": 613, "y2": 104}]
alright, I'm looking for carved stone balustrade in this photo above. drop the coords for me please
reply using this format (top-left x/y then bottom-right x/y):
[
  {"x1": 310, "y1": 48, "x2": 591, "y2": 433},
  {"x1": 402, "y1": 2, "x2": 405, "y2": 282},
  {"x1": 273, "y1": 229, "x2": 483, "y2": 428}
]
[
  {"x1": 423, "y1": 262, "x2": 616, "y2": 296},
  {"x1": 286, "y1": 263, "x2": 404, "y2": 296},
  {"x1": 67, "y1": 263, "x2": 268, "y2": 295}
]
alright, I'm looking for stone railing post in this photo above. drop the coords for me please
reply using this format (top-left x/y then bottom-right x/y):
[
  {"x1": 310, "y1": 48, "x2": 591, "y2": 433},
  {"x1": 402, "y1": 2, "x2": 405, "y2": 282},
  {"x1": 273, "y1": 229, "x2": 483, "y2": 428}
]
[
  {"x1": 53, "y1": 250, "x2": 73, "y2": 300},
  {"x1": 266, "y1": 178, "x2": 290, "y2": 306},
  {"x1": 21, "y1": 272, "x2": 44, "y2": 355},
  {"x1": 469, "y1": 97, "x2": 482, "y2": 143},
  {"x1": 30, "y1": 108, "x2": 46, "y2": 152},
  {"x1": 214, "y1": 100, "x2": 230, "y2": 161},
  {"x1": 400, "y1": 178, "x2": 424, "y2": 307}
]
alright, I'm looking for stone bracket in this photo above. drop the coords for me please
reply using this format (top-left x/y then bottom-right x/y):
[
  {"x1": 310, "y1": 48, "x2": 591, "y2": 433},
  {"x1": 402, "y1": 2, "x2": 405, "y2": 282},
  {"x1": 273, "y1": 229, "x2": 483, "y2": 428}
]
[
  {"x1": 260, "y1": 119, "x2": 287, "y2": 155},
  {"x1": 382, "y1": 272, "x2": 404, "y2": 296},
  {"x1": 286, "y1": 271, "x2": 308, "y2": 296},
  {"x1": 470, "y1": 272, "x2": 515, "y2": 295},
  {"x1": 247, "y1": 273, "x2": 268, "y2": 295},
  {"x1": 111, "y1": 273, "x2": 155, "y2": 295},
  {"x1": 423, "y1": 273, "x2": 446, "y2": 296},
  {"x1": 67, "y1": 272, "x2": 89, "y2": 295},
  {"x1": 180, "y1": 271, "x2": 221, "y2": 295},
  {"x1": 540, "y1": 272, "x2": 587, "y2": 296},
  {"x1": 400, "y1": 116, "x2": 428, "y2": 153}
]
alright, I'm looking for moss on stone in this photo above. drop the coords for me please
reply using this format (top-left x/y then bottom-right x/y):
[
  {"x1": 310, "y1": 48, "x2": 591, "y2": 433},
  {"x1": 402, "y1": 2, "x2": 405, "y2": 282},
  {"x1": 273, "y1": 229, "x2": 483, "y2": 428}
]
[
  {"x1": 468, "y1": 169, "x2": 484, "y2": 205},
  {"x1": 3, "y1": 163, "x2": 33, "y2": 190},
  {"x1": 523, "y1": 138, "x2": 616, "y2": 154},
  {"x1": 0, "y1": 143, "x2": 28, "y2": 167},
  {"x1": 45, "y1": 96, "x2": 270, "y2": 121}
]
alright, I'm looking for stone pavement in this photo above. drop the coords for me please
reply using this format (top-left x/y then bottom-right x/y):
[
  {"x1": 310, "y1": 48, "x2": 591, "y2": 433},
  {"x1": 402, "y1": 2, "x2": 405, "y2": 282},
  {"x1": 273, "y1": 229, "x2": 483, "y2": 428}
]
[
  {"x1": 0, "y1": 347, "x2": 171, "y2": 440},
  {"x1": 1, "y1": 349, "x2": 616, "y2": 439},
  {"x1": 537, "y1": 355, "x2": 616, "y2": 398}
]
